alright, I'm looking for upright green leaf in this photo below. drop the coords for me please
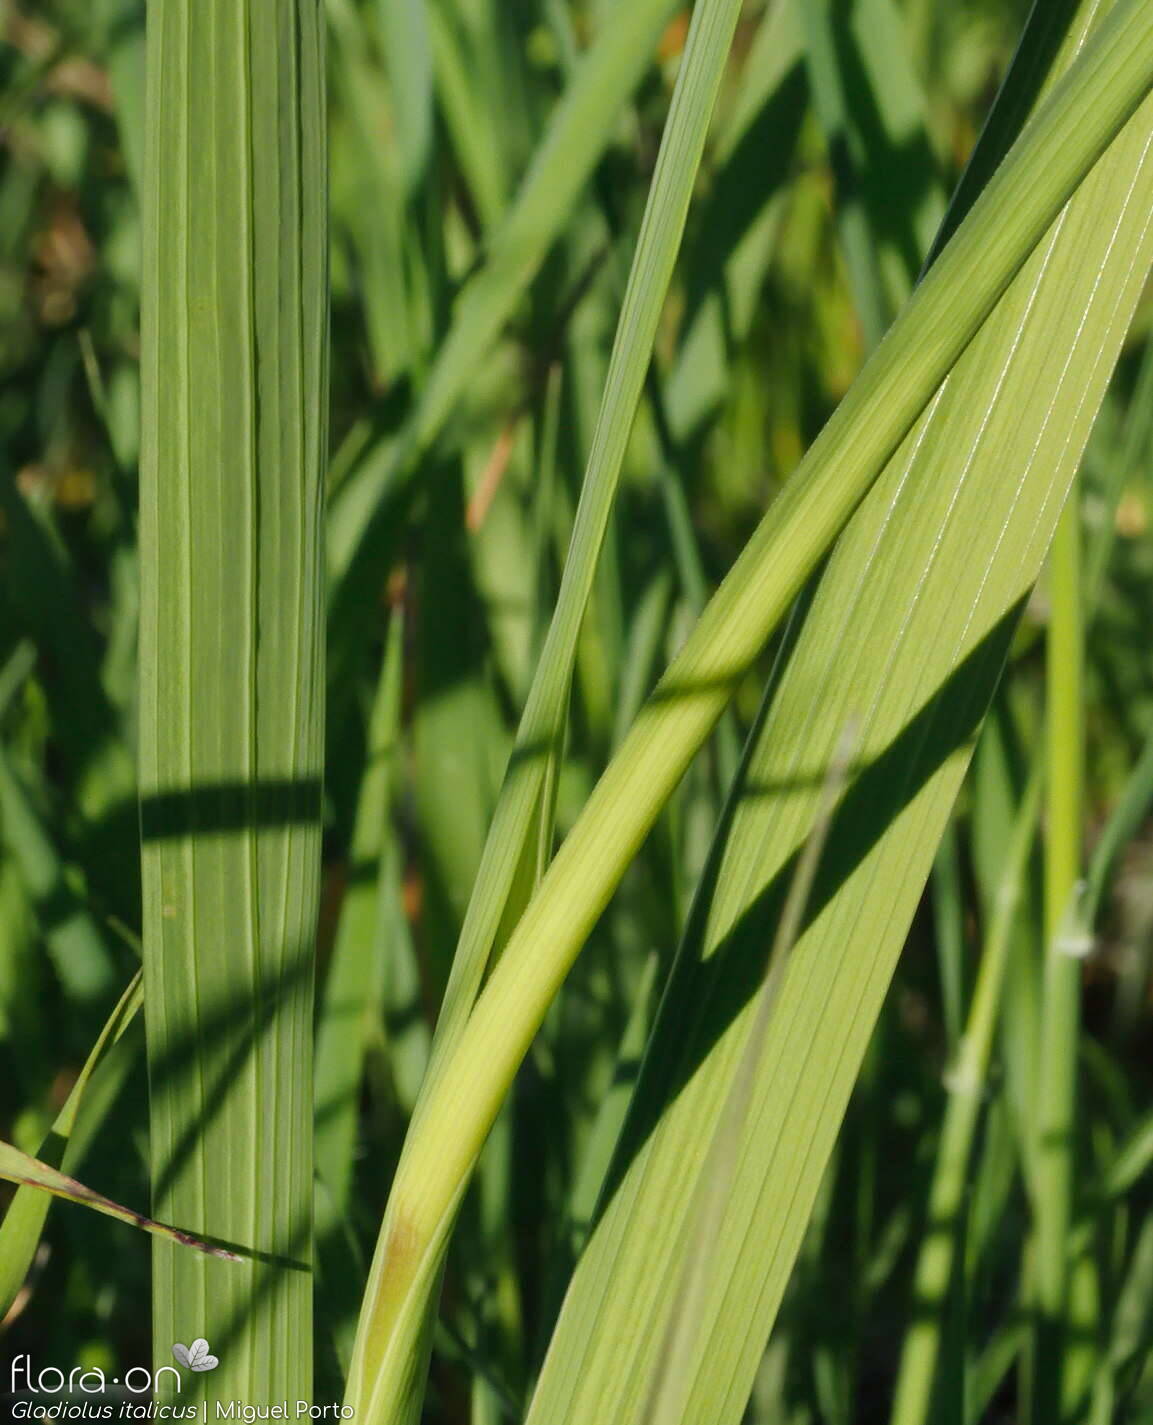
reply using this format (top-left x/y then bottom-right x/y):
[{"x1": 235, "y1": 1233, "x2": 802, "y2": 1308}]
[{"x1": 140, "y1": 0, "x2": 327, "y2": 1408}]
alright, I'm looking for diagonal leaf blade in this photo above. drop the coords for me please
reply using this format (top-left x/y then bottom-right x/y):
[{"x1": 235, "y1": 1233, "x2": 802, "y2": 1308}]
[
  {"x1": 347, "y1": 20, "x2": 1153, "y2": 1421},
  {"x1": 0, "y1": 1135, "x2": 237, "y2": 1261},
  {"x1": 525, "y1": 7, "x2": 1153, "y2": 1421}
]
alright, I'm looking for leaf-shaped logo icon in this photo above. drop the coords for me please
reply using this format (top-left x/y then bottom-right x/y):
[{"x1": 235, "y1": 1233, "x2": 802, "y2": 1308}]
[{"x1": 172, "y1": 1338, "x2": 219, "y2": 1371}]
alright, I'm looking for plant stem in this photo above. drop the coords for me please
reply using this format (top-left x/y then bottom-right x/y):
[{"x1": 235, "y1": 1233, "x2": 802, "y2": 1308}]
[
  {"x1": 890, "y1": 765, "x2": 1043, "y2": 1425},
  {"x1": 1029, "y1": 487, "x2": 1086, "y2": 1424}
]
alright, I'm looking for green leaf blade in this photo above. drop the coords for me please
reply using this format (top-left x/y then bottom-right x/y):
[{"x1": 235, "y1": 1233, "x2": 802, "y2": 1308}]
[
  {"x1": 525, "y1": 24, "x2": 1153, "y2": 1425},
  {"x1": 140, "y1": 0, "x2": 327, "y2": 1406}
]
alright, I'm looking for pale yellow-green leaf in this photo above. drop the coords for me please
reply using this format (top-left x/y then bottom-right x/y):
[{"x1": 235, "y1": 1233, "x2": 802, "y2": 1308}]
[
  {"x1": 525, "y1": 13, "x2": 1153, "y2": 1425},
  {"x1": 345, "y1": 0, "x2": 751, "y2": 1414},
  {"x1": 346, "y1": 14, "x2": 1153, "y2": 1424}
]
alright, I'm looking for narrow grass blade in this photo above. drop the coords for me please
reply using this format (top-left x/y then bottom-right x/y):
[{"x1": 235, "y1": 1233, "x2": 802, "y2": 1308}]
[
  {"x1": 140, "y1": 0, "x2": 327, "y2": 1408},
  {"x1": 346, "y1": 1, "x2": 751, "y2": 1414},
  {"x1": 0, "y1": 1134, "x2": 236, "y2": 1260},
  {"x1": 800, "y1": 0, "x2": 946, "y2": 345},
  {"x1": 0, "y1": 969, "x2": 142, "y2": 1316},
  {"x1": 889, "y1": 768, "x2": 1043, "y2": 1425},
  {"x1": 424, "y1": 0, "x2": 509, "y2": 231},
  {"x1": 931, "y1": 823, "x2": 967, "y2": 1050},
  {"x1": 327, "y1": 0, "x2": 419, "y2": 390},
  {"x1": 666, "y1": 0, "x2": 806, "y2": 444},
  {"x1": 374, "y1": 0, "x2": 432, "y2": 199},
  {"x1": 1029, "y1": 487, "x2": 1087, "y2": 1423},
  {"x1": 315, "y1": 607, "x2": 405, "y2": 1214},
  {"x1": 421, "y1": 0, "x2": 750, "y2": 1087}
]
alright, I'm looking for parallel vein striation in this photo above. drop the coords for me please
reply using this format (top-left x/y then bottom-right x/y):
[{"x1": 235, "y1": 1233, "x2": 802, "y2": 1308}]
[
  {"x1": 140, "y1": 0, "x2": 326, "y2": 1407},
  {"x1": 525, "y1": 14, "x2": 1153, "y2": 1421}
]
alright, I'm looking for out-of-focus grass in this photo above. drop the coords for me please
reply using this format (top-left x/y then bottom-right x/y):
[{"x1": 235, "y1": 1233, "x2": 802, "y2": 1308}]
[{"x1": 2, "y1": 3, "x2": 1153, "y2": 1423}]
